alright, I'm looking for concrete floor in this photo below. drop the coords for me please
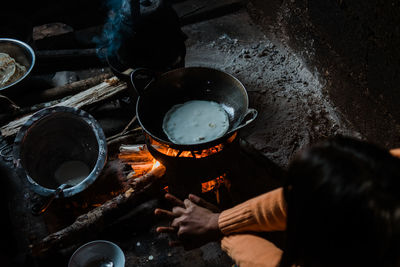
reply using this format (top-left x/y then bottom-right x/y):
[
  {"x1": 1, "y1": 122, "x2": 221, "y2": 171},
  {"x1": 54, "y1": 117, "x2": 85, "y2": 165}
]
[{"x1": 184, "y1": 9, "x2": 359, "y2": 167}]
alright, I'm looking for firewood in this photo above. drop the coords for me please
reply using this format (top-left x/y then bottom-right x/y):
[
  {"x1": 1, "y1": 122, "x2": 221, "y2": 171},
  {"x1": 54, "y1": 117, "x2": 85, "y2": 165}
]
[
  {"x1": 130, "y1": 164, "x2": 166, "y2": 189},
  {"x1": 119, "y1": 144, "x2": 147, "y2": 153},
  {"x1": 118, "y1": 154, "x2": 154, "y2": 162},
  {"x1": 106, "y1": 129, "x2": 144, "y2": 159},
  {"x1": 31, "y1": 163, "x2": 166, "y2": 257},
  {"x1": 0, "y1": 77, "x2": 127, "y2": 137},
  {"x1": 0, "y1": 94, "x2": 20, "y2": 113},
  {"x1": 33, "y1": 72, "x2": 113, "y2": 102},
  {"x1": 106, "y1": 115, "x2": 137, "y2": 142},
  {"x1": 129, "y1": 162, "x2": 154, "y2": 172}
]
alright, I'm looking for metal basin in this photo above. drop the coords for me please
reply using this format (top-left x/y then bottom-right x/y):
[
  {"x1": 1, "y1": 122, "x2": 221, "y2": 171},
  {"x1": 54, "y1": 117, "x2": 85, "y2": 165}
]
[
  {"x1": 13, "y1": 106, "x2": 107, "y2": 197},
  {"x1": 0, "y1": 38, "x2": 35, "y2": 93}
]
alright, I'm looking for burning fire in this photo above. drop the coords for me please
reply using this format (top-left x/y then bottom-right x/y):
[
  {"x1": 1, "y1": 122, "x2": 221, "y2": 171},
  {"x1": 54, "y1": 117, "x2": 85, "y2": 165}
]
[
  {"x1": 147, "y1": 133, "x2": 237, "y2": 158},
  {"x1": 118, "y1": 144, "x2": 161, "y2": 178},
  {"x1": 118, "y1": 140, "x2": 233, "y2": 199},
  {"x1": 202, "y1": 174, "x2": 227, "y2": 193},
  {"x1": 151, "y1": 160, "x2": 161, "y2": 170}
]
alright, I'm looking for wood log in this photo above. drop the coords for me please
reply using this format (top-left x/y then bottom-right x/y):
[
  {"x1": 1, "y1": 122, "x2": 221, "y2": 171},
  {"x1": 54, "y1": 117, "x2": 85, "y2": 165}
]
[
  {"x1": 0, "y1": 77, "x2": 127, "y2": 137},
  {"x1": 130, "y1": 164, "x2": 165, "y2": 189},
  {"x1": 35, "y1": 49, "x2": 104, "y2": 73},
  {"x1": 119, "y1": 144, "x2": 147, "y2": 153},
  {"x1": 106, "y1": 115, "x2": 137, "y2": 142},
  {"x1": 118, "y1": 154, "x2": 154, "y2": 162},
  {"x1": 31, "y1": 163, "x2": 166, "y2": 257},
  {"x1": 106, "y1": 129, "x2": 144, "y2": 159},
  {"x1": 33, "y1": 72, "x2": 113, "y2": 102},
  {"x1": 128, "y1": 162, "x2": 154, "y2": 173},
  {"x1": 0, "y1": 94, "x2": 20, "y2": 113}
]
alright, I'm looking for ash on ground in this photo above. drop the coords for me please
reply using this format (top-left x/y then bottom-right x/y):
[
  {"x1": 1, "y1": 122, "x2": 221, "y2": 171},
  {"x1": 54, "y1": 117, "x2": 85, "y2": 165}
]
[{"x1": 184, "y1": 10, "x2": 360, "y2": 167}]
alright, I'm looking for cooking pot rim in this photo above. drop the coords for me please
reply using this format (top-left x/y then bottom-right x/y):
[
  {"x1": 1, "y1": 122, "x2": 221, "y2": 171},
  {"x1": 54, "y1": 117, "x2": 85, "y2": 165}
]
[{"x1": 13, "y1": 106, "x2": 107, "y2": 197}]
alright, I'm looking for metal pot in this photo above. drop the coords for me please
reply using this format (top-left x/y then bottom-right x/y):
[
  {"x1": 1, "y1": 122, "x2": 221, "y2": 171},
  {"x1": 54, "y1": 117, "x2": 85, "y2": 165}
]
[
  {"x1": 13, "y1": 106, "x2": 107, "y2": 198},
  {"x1": 0, "y1": 38, "x2": 35, "y2": 95},
  {"x1": 131, "y1": 67, "x2": 258, "y2": 151}
]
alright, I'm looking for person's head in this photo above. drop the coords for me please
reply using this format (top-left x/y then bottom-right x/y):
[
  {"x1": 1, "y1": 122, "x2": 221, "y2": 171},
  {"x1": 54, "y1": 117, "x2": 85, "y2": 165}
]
[{"x1": 281, "y1": 136, "x2": 400, "y2": 267}]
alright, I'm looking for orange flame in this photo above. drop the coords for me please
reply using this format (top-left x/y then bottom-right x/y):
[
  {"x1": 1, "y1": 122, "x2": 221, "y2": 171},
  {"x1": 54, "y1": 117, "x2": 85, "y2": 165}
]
[
  {"x1": 201, "y1": 174, "x2": 227, "y2": 193},
  {"x1": 148, "y1": 133, "x2": 237, "y2": 158}
]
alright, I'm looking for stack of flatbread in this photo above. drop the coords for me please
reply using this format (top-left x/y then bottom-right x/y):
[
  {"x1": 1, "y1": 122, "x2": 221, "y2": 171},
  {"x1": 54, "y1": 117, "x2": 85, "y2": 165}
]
[{"x1": 0, "y1": 52, "x2": 27, "y2": 89}]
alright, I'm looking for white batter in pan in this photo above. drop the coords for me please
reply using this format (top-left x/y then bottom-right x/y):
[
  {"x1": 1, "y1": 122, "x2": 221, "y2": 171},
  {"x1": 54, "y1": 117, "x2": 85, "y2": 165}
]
[{"x1": 162, "y1": 100, "x2": 229, "y2": 145}]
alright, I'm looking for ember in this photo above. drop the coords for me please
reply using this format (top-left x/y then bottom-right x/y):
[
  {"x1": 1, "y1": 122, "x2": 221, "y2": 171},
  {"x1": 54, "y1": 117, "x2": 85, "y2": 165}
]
[{"x1": 202, "y1": 174, "x2": 229, "y2": 193}]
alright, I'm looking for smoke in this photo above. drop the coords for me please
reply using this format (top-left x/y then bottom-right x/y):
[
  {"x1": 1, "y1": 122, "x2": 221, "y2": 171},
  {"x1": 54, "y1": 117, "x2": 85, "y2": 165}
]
[{"x1": 93, "y1": 0, "x2": 132, "y2": 58}]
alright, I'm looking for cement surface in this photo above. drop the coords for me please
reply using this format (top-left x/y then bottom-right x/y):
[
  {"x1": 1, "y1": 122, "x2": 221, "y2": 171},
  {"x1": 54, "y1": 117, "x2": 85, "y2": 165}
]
[{"x1": 184, "y1": 10, "x2": 359, "y2": 167}]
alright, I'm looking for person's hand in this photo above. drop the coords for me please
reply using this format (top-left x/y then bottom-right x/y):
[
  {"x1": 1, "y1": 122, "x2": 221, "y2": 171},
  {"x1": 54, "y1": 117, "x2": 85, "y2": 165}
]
[{"x1": 155, "y1": 193, "x2": 222, "y2": 250}]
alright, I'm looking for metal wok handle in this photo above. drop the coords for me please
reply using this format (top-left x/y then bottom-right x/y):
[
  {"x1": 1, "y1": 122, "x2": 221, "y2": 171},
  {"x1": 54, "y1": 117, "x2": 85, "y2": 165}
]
[
  {"x1": 130, "y1": 68, "x2": 156, "y2": 96},
  {"x1": 230, "y1": 108, "x2": 258, "y2": 132}
]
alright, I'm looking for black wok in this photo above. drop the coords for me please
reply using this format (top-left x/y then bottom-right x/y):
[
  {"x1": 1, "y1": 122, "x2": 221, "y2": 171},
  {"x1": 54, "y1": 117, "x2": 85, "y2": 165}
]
[{"x1": 132, "y1": 67, "x2": 257, "y2": 150}]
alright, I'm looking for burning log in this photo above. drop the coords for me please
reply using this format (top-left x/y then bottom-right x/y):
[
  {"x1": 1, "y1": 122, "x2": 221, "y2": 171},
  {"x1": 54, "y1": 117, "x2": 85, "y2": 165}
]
[
  {"x1": 118, "y1": 145, "x2": 154, "y2": 162},
  {"x1": 0, "y1": 77, "x2": 127, "y2": 137},
  {"x1": 118, "y1": 144, "x2": 158, "y2": 176},
  {"x1": 31, "y1": 163, "x2": 166, "y2": 257},
  {"x1": 106, "y1": 128, "x2": 144, "y2": 159},
  {"x1": 129, "y1": 162, "x2": 164, "y2": 189}
]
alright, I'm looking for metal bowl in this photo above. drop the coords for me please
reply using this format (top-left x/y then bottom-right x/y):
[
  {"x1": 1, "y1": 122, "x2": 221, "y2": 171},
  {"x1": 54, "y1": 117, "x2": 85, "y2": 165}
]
[
  {"x1": 69, "y1": 240, "x2": 125, "y2": 267},
  {"x1": 13, "y1": 106, "x2": 107, "y2": 198},
  {"x1": 0, "y1": 38, "x2": 35, "y2": 92}
]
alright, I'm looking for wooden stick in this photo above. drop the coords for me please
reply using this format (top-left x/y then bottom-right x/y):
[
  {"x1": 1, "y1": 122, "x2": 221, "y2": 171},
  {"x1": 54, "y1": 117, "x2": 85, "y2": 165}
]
[
  {"x1": 31, "y1": 163, "x2": 166, "y2": 257},
  {"x1": 0, "y1": 77, "x2": 127, "y2": 137},
  {"x1": 106, "y1": 116, "x2": 137, "y2": 142},
  {"x1": 35, "y1": 72, "x2": 113, "y2": 102},
  {"x1": 119, "y1": 144, "x2": 147, "y2": 153},
  {"x1": 118, "y1": 154, "x2": 153, "y2": 162},
  {"x1": 0, "y1": 94, "x2": 20, "y2": 112},
  {"x1": 130, "y1": 164, "x2": 166, "y2": 189}
]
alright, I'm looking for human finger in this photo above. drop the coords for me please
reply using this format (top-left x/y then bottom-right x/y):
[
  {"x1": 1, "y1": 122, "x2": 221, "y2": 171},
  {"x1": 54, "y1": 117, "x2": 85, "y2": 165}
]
[
  {"x1": 172, "y1": 206, "x2": 185, "y2": 216},
  {"x1": 165, "y1": 193, "x2": 185, "y2": 207},
  {"x1": 171, "y1": 217, "x2": 183, "y2": 228},
  {"x1": 188, "y1": 194, "x2": 219, "y2": 212},
  {"x1": 156, "y1": 226, "x2": 176, "y2": 233},
  {"x1": 154, "y1": 208, "x2": 175, "y2": 218},
  {"x1": 184, "y1": 198, "x2": 193, "y2": 208}
]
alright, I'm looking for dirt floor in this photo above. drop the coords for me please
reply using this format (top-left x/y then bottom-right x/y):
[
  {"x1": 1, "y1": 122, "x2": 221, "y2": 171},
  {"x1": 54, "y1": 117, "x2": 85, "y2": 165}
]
[{"x1": 184, "y1": 9, "x2": 360, "y2": 167}]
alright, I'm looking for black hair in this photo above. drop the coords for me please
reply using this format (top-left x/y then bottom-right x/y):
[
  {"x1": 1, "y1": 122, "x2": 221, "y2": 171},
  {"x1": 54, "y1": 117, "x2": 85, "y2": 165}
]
[{"x1": 280, "y1": 136, "x2": 400, "y2": 267}]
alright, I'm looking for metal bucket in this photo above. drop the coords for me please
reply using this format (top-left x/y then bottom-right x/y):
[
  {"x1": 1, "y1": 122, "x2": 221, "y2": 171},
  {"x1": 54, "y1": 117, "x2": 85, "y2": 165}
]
[{"x1": 13, "y1": 106, "x2": 107, "y2": 198}]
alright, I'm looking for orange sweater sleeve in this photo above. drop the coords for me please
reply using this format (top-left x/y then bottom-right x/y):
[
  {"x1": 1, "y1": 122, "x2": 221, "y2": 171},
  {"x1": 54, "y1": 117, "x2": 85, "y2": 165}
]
[
  {"x1": 218, "y1": 187, "x2": 287, "y2": 234},
  {"x1": 221, "y1": 234, "x2": 283, "y2": 267},
  {"x1": 390, "y1": 148, "x2": 400, "y2": 158}
]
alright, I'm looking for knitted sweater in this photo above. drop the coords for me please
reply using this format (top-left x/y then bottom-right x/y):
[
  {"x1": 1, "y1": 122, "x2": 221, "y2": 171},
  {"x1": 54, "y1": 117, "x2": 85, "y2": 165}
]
[
  {"x1": 218, "y1": 149, "x2": 400, "y2": 267},
  {"x1": 218, "y1": 188, "x2": 286, "y2": 267}
]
